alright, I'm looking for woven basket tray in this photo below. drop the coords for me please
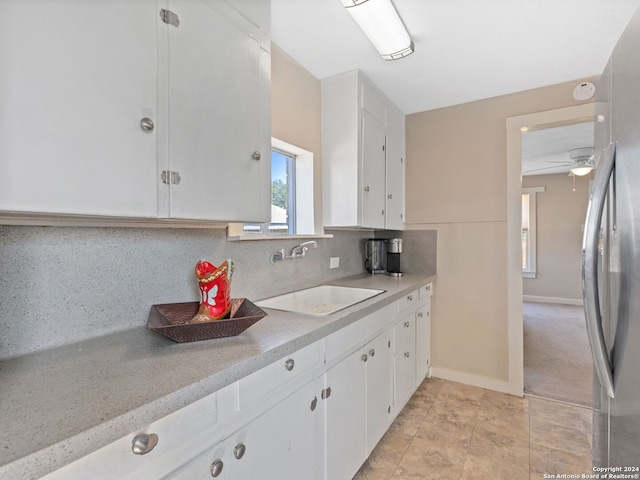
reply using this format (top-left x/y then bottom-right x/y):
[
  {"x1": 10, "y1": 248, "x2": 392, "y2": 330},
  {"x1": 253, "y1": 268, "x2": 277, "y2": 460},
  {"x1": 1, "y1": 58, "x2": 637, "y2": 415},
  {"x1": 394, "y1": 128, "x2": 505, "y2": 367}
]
[{"x1": 147, "y1": 298, "x2": 267, "y2": 343}]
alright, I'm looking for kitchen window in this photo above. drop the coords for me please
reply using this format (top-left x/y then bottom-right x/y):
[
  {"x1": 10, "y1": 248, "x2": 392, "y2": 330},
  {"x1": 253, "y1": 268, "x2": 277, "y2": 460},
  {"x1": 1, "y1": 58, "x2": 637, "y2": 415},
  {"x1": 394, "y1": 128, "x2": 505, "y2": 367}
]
[
  {"x1": 522, "y1": 186, "x2": 545, "y2": 278},
  {"x1": 228, "y1": 138, "x2": 325, "y2": 239}
]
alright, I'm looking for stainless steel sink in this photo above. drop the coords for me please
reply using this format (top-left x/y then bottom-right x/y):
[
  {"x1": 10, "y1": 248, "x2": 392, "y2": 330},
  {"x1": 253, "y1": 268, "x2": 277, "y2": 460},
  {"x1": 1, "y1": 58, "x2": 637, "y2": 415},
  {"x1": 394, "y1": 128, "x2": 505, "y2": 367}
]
[{"x1": 255, "y1": 285, "x2": 385, "y2": 316}]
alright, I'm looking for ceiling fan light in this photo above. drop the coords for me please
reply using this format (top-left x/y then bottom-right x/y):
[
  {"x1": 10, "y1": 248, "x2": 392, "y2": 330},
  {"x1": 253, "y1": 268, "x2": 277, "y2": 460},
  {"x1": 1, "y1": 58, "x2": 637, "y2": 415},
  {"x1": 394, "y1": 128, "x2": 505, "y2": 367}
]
[
  {"x1": 341, "y1": 0, "x2": 414, "y2": 60},
  {"x1": 570, "y1": 166, "x2": 593, "y2": 176}
]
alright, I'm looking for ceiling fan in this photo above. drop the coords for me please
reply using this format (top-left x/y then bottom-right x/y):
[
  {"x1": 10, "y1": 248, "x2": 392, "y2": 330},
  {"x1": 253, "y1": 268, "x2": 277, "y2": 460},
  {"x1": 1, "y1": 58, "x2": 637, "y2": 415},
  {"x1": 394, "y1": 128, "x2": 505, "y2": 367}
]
[{"x1": 524, "y1": 146, "x2": 596, "y2": 176}]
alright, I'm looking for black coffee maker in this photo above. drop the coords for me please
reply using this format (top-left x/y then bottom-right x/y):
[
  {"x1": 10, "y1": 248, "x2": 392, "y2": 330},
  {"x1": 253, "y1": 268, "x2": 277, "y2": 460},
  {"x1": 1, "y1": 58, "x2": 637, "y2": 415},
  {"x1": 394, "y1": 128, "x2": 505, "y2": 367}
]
[{"x1": 385, "y1": 238, "x2": 403, "y2": 277}]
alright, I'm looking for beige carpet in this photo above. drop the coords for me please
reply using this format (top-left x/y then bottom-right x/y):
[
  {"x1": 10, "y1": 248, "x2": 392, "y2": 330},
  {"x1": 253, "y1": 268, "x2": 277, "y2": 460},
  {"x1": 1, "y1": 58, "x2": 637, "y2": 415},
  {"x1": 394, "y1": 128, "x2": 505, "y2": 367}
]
[{"x1": 523, "y1": 302, "x2": 593, "y2": 407}]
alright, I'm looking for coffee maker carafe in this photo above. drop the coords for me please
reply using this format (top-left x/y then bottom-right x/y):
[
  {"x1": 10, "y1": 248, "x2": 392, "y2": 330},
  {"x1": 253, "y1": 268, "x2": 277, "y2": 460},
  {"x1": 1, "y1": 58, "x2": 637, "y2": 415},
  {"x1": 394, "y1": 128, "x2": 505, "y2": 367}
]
[
  {"x1": 364, "y1": 239, "x2": 385, "y2": 274},
  {"x1": 385, "y1": 238, "x2": 403, "y2": 277}
]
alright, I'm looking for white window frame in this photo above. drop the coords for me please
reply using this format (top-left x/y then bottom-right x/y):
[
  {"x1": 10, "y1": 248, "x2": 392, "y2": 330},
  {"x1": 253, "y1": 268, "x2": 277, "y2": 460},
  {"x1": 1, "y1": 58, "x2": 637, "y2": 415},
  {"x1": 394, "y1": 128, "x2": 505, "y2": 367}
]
[{"x1": 522, "y1": 186, "x2": 545, "y2": 278}]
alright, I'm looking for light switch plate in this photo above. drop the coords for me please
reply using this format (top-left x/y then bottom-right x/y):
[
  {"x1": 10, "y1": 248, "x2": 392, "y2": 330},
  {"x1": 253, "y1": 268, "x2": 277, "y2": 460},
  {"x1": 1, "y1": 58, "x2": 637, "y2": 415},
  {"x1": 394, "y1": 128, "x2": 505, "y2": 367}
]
[{"x1": 330, "y1": 257, "x2": 340, "y2": 269}]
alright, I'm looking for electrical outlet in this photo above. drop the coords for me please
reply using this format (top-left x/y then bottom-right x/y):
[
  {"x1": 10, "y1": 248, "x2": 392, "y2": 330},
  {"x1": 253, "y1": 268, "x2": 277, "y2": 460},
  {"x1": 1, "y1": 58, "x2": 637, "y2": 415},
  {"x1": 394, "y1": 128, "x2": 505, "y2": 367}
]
[{"x1": 330, "y1": 257, "x2": 340, "y2": 269}]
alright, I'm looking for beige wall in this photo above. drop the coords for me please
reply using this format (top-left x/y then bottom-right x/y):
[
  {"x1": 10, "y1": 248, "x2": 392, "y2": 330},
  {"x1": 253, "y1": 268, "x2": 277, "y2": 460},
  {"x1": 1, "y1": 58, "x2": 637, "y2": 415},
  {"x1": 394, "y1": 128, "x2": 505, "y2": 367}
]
[
  {"x1": 271, "y1": 44, "x2": 323, "y2": 232},
  {"x1": 406, "y1": 78, "x2": 596, "y2": 389},
  {"x1": 523, "y1": 173, "x2": 590, "y2": 302}
]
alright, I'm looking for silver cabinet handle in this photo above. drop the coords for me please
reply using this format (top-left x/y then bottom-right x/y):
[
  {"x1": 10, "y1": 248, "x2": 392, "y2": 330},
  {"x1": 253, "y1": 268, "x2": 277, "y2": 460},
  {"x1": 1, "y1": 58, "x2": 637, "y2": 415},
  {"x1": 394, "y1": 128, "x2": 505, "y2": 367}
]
[
  {"x1": 388, "y1": 193, "x2": 393, "y2": 199},
  {"x1": 210, "y1": 459, "x2": 224, "y2": 477},
  {"x1": 368, "y1": 348, "x2": 375, "y2": 357},
  {"x1": 251, "y1": 151, "x2": 261, "y2": 161},
  {"x1": 361, "y1": 354, "x2": 368, "y2": 362},
  {"x1": 582, "y1": 142, "x2": 616, "y2": 398},
  {"x1": 364, "y1": 186, "x2": 370, "y2": 192},
  {"x1": 418, "y1": 312, "x2": 424, "y2": 318},
  {"x1": 233, "y1": 443, "x2": 246, "y2": 460},
  {"x1": 404, "y1": 321, "x2": 410, "y2": 328},
  {"x1": 404, "y1": 351, "x2": 410, "y2": 358},
  {"x1": 407, "y1": 295, "x2": 413, "y2": 301},
  {"x1": 131, "y1": 433, "x2": 158, "y2": 455},
  {"x1": 139, "y1": 117, "x2": 154, "y2": 132},
  {"x1": 284, "y1": 358, "x2": 295, "y2": 371},
  {"x1": 310, "y1": 396, "x2": 318, "y2": 411}
]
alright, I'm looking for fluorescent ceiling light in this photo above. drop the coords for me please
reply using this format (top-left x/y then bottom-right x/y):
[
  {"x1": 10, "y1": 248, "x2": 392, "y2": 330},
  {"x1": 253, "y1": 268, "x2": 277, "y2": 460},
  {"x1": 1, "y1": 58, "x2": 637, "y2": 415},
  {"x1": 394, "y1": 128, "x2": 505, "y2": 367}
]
[{"x1": 341, "y1": 0, "x2": 414, "y2": 60}]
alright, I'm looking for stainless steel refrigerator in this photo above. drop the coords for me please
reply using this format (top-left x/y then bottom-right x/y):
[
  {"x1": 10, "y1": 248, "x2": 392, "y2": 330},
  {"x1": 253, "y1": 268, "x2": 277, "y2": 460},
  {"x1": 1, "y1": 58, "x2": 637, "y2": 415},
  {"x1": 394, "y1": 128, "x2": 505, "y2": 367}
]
[{"x1": 584, "y1": 6, "x2": 640, "y2": 467}]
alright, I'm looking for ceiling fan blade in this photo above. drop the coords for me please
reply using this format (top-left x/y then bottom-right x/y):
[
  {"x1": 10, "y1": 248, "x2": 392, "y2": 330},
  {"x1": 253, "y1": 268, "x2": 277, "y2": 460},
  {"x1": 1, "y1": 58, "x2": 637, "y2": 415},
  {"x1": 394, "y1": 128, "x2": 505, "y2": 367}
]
[{"x1": 523, "y1": 165, "x2": 568, "y2": 174}]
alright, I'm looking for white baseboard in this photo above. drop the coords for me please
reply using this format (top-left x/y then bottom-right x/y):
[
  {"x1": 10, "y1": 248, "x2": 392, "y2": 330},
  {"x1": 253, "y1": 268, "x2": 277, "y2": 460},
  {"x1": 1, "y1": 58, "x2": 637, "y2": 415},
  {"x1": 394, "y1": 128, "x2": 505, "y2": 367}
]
[
  {"x1": 523, "y1": 295, "x2": 583, "y2": 306},
  {"x1": 430, "y1": 367, "x2": 515, "y2": 395}
]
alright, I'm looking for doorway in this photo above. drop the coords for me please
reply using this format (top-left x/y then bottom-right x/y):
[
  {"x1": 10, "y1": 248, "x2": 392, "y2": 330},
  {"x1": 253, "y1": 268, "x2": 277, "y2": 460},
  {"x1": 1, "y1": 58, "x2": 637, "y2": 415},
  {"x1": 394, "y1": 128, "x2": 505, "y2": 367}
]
[{"x1": 505, "y1": 103, "x2": 594, "y2": 399}]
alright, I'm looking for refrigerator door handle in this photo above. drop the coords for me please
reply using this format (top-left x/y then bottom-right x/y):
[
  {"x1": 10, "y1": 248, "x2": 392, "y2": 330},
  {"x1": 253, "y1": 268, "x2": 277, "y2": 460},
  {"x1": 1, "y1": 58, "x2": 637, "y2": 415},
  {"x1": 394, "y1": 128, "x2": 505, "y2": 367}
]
[{"x1": 582, "y1": 142, "x2": 616, "y2": 398}]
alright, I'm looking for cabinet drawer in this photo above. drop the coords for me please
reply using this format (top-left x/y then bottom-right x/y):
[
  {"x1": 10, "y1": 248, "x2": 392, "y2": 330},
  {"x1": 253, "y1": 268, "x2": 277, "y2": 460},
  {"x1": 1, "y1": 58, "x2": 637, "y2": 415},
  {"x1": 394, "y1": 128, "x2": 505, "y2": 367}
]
[
  {"x1": 397, "y1": 289, "x2": 419, "y2": 314},
  {"x1": 419, "y1": 283, "x2": 433, "y2": 300},
  {"x1": 394, "y1": 312, "x2": 414, "y2": 353},
  {"x1": 325, "y1": 302, "x2": 396, "y2": 363},
  {"x1": 42, "y1": 391, "x2": 219, "y2": 480},
  {"x1": 237, "y1": 340, "x2": 323, "y2": 410}
]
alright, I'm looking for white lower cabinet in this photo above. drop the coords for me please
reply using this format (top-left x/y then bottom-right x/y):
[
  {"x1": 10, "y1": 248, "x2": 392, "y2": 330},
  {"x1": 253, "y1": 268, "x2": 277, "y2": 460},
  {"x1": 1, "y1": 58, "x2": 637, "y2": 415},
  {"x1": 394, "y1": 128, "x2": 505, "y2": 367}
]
[
  {"x1": 41, "y1": 284, "x2": 433, "y2": 480},
  {"x1": 365, "y1": 329, "x2": 394, "y2": 455},
  {"x1": 322, "y1": 328, "x2": 393, "y2": 480},
  {"x1": 168, "y1": 379, "x2": 319, "y2": 480},
  {"x1": 393, "y1": 313, "x2": 417, "y2": 413},
  {"x1": 323, "y1": 346, "x2": 367, "y2": 480},
  {"x1": 415, "y1": 283, "x2": 433, "y2": 384}
]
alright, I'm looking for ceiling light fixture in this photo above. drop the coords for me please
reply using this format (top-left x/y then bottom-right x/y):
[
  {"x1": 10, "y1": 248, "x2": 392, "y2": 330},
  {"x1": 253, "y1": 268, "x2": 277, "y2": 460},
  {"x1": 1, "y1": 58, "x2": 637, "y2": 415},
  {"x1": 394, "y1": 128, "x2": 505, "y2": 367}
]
[
  {"x1": 569, "y1": 147, "x2": 595, "y2": 176},
  {"x1": 570, "y1": 166, "x2": 593, "y2": 176},
  {"x1": 341, "y1": 0, "x2": 414, "y2": 61}
]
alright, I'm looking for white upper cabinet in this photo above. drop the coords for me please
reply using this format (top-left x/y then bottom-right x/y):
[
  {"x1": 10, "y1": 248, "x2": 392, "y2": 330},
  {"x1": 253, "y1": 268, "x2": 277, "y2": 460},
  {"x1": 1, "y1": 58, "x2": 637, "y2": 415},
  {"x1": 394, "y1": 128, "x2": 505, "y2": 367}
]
[
  {"x1": 0, "y1": 0, "x2": 271, "y2": 224},
  {"x1": 322, "y1": 70, "x2": 405, "y2": 230},
  {"x1": 162, "y1": 0, "x2": 271, "y2": 222},
  {"x1": 0, "y1": 1, "x2": 159, "y2": 217}
]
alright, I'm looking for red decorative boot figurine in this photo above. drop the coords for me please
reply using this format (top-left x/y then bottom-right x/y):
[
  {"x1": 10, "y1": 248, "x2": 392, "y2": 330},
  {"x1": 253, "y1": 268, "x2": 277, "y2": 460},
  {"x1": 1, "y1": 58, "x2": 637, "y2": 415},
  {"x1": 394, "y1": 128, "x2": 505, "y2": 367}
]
[{"x1": 192, "y1": 259, "x2": 234, "y2": 322}]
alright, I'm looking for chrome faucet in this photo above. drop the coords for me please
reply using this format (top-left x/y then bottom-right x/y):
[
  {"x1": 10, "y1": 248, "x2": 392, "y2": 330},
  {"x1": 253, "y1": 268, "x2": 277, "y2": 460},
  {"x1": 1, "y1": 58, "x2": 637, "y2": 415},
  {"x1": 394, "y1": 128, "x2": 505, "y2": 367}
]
[
  {"x1": 291, "y1": 240, "x2": 318, "y2": 258},
  {"x1": 270, "y1": 240, "x2": 318, "y2": 263}
]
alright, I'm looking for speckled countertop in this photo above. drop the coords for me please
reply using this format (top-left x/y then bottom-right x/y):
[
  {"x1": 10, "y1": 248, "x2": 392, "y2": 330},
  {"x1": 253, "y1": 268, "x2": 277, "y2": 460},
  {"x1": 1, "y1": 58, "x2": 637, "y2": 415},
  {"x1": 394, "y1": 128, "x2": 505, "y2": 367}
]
[{"x1": 0, "y1": 273, "x2": 434, "y2": 480}]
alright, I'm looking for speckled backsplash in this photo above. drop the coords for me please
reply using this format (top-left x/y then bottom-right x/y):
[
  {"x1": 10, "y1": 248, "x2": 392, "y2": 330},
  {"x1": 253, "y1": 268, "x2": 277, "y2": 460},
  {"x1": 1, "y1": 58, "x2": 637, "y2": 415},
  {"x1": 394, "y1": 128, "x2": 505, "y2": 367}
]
[{"x1": 0, "y1": 226, "x2": 436, "y2": 359}]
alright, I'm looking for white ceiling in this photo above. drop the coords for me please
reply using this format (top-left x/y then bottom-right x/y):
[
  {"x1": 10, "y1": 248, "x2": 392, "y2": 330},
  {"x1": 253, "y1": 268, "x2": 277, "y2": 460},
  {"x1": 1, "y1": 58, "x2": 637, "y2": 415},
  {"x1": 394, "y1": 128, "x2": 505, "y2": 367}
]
[{"x1": 271, "y1": 0, "x2": 640, "y2": 114}]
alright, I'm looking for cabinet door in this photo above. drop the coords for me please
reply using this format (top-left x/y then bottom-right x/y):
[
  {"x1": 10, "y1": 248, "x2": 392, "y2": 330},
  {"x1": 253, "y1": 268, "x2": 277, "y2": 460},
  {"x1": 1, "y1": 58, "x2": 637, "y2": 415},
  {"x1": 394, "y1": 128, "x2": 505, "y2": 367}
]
[
  {"x1": 361, "y1": 114, "x2": 386, "y2": 229},
  {"x1": 164, "y1": 0, "x2": 270, "y2": 222},
  {"x1": 385, "y1": 132, "x2": 405, "y2": 230},
  {"x1": 415, "y1": 301, "x2": 431, "y2": 384},
  {"x1": 366, "y1": 330, "x2": 393, "y2": 455},
  {"x1": 0, "y1": 0, "x2": 158, "y2": 217},
  {"x1": 323, "y1": 349, "x2": 367, "y2": 480},
  {"x1": 394, "y1": 340, "x2": 416, "y2": 411},
  {"x1": 169, "y1": 380, "x2": 318, "y2": 480}
]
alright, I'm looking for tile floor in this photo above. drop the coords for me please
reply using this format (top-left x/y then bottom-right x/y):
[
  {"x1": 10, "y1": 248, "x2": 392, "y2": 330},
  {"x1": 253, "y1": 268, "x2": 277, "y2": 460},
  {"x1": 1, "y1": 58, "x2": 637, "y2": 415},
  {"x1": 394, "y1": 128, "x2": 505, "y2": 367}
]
[{"x1": 354, "y1": 378, "x2": 593, "y2": 480}]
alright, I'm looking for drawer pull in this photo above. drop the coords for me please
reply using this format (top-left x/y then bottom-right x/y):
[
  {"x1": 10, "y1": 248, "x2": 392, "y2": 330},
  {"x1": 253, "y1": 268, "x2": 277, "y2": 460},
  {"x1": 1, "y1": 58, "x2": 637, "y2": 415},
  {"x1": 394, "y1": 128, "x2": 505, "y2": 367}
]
[
  {"x1": 234, "y1": 443, "x2": 246, "y2": 460},
  {"x1": 407, "y1": 294, "x2": 413, "y2": 301},
  {"x1": 369, "y1": 348, "x2": 376, "y2": 357},
  {"x1": 311, "y1": 396, "x2": 318, "y2": 411},
  {"x1": 404, "y1": 321, "x2": 410, "y2": 328},
  {"x1": 404, "y1": 351, "x2": 411, "y2": 358},
  {"x1": 361, "y1": 353, "x2": 369, "y2": 362},
  {"x1": 418, "y1": 312, "x2": 424, "y2": 318},
  {"x1": 131, "y1": 433, "x2": 158, "y2": 455},
  {"x1": 284, "y1": 358, "x2": 295, "y2": 371},
  {"x1": 210, "y1": 459, "x2": 224, "y2": 477}
]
